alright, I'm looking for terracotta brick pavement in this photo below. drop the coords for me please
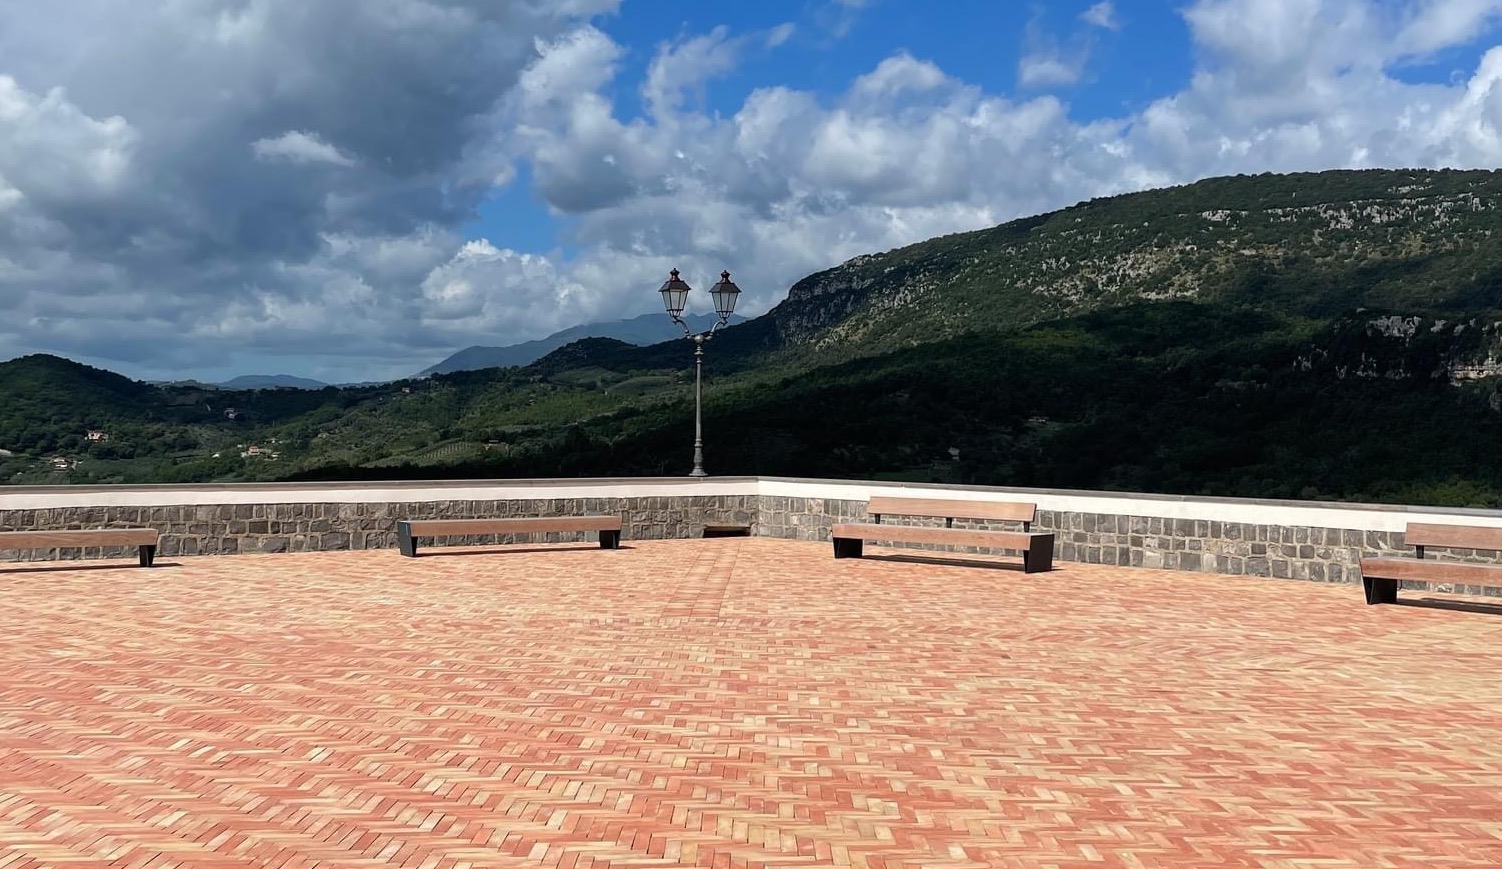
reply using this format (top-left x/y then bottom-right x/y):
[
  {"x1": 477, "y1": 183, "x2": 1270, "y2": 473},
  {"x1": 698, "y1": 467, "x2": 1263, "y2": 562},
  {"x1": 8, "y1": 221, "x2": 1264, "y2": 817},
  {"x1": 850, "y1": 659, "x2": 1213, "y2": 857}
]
[{"x1": 1, "y1": 537, "x2": 1501, "y2": 868}]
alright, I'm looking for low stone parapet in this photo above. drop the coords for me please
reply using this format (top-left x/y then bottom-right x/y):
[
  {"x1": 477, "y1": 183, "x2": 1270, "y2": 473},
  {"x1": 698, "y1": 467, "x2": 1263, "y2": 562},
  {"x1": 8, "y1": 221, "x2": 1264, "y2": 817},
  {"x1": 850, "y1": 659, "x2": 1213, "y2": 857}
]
[
  {"x1": 5, "y1": 475, "x2": 1502, "y2": 597},
  {"x1": 0, "y1": 479, "x2": 756, "y2": 559}
]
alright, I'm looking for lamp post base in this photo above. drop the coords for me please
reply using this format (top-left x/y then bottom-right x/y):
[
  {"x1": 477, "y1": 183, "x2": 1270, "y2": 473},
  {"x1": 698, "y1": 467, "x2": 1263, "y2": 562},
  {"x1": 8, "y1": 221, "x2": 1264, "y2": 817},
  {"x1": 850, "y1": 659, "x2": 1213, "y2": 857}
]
[{"x1": 689, "y1": 469, "x2": 708, "y2": 477}]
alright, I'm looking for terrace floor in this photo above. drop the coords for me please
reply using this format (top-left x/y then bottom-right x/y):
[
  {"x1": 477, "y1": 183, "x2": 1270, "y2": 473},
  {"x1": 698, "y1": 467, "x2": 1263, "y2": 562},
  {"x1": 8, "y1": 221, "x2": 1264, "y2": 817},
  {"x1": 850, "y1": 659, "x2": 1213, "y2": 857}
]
[{"x1": 2, "y1": 538, "x2": 1501, "y2": 868}]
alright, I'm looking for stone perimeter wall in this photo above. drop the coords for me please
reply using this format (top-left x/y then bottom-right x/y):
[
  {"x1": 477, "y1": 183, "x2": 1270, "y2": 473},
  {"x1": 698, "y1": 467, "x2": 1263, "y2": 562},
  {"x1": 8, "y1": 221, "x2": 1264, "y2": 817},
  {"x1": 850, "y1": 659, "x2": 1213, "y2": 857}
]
[
  {"x1": 5, "y1": 486, "x2": 1502, "y2": 599},
  {"x1": 0, "y1": 495, "x2": 756, "y2": 560},
  {"x1": 755, "y1": 495, "x2": 1502, "y2": 598}
]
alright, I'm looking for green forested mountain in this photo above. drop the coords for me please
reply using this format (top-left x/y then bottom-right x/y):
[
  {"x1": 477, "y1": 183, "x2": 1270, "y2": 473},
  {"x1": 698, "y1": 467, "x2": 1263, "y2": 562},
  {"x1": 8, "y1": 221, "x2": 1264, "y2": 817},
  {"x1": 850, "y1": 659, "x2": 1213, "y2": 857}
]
[
  {"x1": 10, "y1": 167, "x2": 1502, "y2": 506},
  {"x1": 756, "y1": 167, "x2": 1502, "y2": 361}
]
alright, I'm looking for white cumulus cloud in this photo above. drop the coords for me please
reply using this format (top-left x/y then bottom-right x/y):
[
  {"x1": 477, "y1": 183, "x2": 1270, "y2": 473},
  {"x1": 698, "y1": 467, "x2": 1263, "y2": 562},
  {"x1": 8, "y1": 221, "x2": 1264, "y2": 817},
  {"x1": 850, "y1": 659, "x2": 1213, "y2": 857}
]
[
  {"x1": 1082, "y1": 2, "x2": 1122, "y2": 31},
  {"x1": 251, "y1": 131, "x2": 356, "y2": 167}
]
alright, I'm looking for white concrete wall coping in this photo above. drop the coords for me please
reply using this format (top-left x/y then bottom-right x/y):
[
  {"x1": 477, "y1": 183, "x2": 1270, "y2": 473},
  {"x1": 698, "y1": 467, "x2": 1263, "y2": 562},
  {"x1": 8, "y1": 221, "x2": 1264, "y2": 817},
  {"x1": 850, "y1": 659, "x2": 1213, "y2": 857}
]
[
  {"x1": 4, "y1": 475, "x2": 1502, "y2": 533},
  {"x1": 0, "y1": 477, "x2": 760, "y2": 509}
]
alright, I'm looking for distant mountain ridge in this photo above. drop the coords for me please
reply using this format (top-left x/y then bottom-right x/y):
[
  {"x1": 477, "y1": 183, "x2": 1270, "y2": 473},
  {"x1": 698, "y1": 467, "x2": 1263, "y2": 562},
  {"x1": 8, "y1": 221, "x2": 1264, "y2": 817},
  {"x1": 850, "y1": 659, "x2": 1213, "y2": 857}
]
[
  {"x1": 417, "y1": 312, "x2": 744, "y2": 376},
  {"x1": 219, "y1": 374, "x2": 328, "y2": 390}
]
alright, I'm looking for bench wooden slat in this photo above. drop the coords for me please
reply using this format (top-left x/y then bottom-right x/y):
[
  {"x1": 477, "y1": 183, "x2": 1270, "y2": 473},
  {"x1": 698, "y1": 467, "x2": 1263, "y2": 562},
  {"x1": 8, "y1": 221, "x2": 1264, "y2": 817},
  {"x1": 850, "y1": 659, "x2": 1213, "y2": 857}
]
[
  {"x1": 832, "y1": 523, "x2": 1042, "y2": 551},
  {"x1": 1359, "y1": 557, "x2": 1502, "y2": 587},
  {"x1": 402, "y1": 517, "x2": 621, "y2": 536},
  {"x1": 864, "y1": 496, "x2": 1035, "y2": 524},
  {"x1": 0, "y1": 528, "x2": 160, "y2": 567},
  {"x1": 396, "y1": 515, "x2": 623, "y2": 557},
  {"x1": 1402, "y1": 523, "x2": 1502, "y2": 551},
  {"x1": 0, "y1": 529, "x2": 159, "y2": 548}
]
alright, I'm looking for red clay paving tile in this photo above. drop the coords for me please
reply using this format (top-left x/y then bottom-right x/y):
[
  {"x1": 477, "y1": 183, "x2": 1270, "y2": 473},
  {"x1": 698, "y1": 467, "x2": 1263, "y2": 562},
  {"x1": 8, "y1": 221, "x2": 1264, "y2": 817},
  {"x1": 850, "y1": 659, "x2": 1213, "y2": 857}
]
[{"x1": 1, "y1": 538, "x2": 1501, "y2": 867}]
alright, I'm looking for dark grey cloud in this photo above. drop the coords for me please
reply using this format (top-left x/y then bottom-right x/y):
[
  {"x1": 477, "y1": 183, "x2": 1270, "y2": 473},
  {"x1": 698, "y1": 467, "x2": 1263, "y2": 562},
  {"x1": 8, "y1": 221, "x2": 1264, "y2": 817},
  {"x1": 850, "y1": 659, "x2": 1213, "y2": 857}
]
[{"x1": 0, "y1": 0, "x2": 616, "y2": 379}]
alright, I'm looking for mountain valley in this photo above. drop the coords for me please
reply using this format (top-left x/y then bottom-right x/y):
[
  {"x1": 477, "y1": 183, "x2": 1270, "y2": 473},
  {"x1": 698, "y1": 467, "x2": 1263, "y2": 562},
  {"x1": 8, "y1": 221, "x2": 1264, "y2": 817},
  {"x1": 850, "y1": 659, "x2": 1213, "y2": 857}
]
[{"x1": 9, "y1": 168, "x2": 1502, "y2": 507}]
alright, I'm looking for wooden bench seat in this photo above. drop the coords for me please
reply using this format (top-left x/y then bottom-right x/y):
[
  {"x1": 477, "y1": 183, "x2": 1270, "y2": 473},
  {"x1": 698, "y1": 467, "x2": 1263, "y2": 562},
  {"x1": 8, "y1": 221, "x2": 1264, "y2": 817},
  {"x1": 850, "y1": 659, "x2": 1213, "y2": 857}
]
[
  {"x1": 396, "y1": 516, "x2": 622, "y2": 557},
  {"x1": 831, "y1": 496, "x2": 1055, "y2": 573},
  {"x1": 1359, "y1": 522, "x2": 1502, "y2": 604},
  {"x1": 0, "y1": 528, "x2": 160, "y2": 567}
]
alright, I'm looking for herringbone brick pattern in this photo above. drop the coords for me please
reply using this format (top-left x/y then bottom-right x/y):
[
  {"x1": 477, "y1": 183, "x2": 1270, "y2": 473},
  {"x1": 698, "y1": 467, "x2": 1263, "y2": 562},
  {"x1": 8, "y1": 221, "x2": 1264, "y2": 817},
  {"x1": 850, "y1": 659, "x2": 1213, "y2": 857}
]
[{"x1": 2, "y1": 538, "x2": 1501, "y2": 868}]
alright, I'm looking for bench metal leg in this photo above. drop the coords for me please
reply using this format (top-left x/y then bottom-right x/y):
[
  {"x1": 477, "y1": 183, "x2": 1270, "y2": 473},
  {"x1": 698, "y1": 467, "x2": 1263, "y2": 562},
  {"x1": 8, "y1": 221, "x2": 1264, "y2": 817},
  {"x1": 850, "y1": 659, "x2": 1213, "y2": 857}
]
[
  {"x1": 832, "y1": 537, "x2": 863, "y2": 558},
  {"x1": 599, "y1": 530, "x2": 621, "y2": 550},
  {"x1": 1023, "y1": 535, "x2": 1055, "y2": 573},
  {"x1": 1363, "y1": 576, "x2": 1399, "y2": 605},
  {"x1": 138, "y1": 544, "x2": 156, "y2": 568},
  {"x1": 397, "y1": 523, "x2": 418, "y2": 558}
]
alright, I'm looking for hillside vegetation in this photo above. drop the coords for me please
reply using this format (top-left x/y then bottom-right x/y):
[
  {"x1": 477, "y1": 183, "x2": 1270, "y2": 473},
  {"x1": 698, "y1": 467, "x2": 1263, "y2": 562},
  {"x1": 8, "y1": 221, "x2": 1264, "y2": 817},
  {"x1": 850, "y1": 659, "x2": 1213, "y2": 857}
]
[{"x1": 9, "y1": 168, "x2": 1502, "y2": 506}]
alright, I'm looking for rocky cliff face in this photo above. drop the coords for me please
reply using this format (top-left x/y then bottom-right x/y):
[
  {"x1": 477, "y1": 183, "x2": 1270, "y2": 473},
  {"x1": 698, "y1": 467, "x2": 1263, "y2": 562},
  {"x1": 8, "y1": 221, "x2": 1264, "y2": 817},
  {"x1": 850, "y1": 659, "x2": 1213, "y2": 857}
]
[
  {"x1": 1293, "y1": 313, "x2": 1502, "y2": 392},
  {"x1": 755, "y1": 169, "x2": 1502, "y2": 365},
  {"x1": 768, "y1": 253, "x2": 893, "y2": 347}
]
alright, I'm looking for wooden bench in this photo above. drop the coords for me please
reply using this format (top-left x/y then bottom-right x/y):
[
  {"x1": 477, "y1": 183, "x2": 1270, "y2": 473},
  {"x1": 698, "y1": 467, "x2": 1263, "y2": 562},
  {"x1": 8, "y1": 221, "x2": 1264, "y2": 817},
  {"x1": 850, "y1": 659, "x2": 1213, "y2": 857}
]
[
  {"x1": 1359, "y1": 523, "x2": 1502, "y2": 604},
  {"x1": 396, "y1": 516, "x2": 623, "y2": 557},
  {"x1": 0, "y1": 528, "x2": 160, "y2": 567},
  {"x1": 831, "y1": 497, "x2": 1055, "y2": 573}
]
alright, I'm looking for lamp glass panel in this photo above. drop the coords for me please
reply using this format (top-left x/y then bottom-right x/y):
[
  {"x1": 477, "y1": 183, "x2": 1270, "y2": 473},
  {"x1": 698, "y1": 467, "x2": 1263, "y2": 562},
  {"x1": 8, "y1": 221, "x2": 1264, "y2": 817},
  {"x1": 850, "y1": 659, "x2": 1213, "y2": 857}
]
[
  {"x1": 710, "y1": 273, "x2": 741, "y2": 317},
  {"x1": 658, "y1": 269, "x2": 691, "y2": 316},
  {"x1": 660, "y1": 286, "x2": 689, "y2": 315}
]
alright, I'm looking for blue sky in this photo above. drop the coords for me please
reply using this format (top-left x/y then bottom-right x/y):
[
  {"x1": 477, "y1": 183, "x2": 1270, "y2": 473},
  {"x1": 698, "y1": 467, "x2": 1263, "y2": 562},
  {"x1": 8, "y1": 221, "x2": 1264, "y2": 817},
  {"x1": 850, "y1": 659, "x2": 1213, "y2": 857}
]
[
  {"x1": 3, "y1": 0, "x2": 1502, "y2": 383},
  {"x1": 469, "y1": 1, "x2": 1200, "y2": 254},
  {"x1": 607, "y1": 1, "x2": 1195, "y2": 120}
]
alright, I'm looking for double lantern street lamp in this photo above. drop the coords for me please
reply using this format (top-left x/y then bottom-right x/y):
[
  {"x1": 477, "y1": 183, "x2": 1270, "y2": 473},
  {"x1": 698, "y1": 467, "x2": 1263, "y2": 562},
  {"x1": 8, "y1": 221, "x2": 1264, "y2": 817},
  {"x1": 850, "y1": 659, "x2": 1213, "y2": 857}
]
[{"x1": 658, "y1": 268, "x2": 741, "y2": 477}]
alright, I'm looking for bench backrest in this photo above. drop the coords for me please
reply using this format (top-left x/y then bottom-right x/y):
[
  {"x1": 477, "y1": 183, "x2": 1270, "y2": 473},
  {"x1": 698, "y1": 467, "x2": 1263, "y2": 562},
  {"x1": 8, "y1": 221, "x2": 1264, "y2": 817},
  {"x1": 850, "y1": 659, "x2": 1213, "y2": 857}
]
[
  {"x1": 1405, "y1": 522, "x2": 1502, "y2": 554},
  {"x1": 865, "y1": 496, "x2": 1035, "y2": 526}
]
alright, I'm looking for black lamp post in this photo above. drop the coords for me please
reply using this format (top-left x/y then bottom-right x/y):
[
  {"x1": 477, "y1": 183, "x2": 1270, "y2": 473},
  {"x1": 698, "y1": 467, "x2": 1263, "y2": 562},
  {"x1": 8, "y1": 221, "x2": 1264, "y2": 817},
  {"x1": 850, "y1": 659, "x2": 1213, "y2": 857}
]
[{"x1": 658, "y1": 268, "x2": 741, "y2": 477}]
